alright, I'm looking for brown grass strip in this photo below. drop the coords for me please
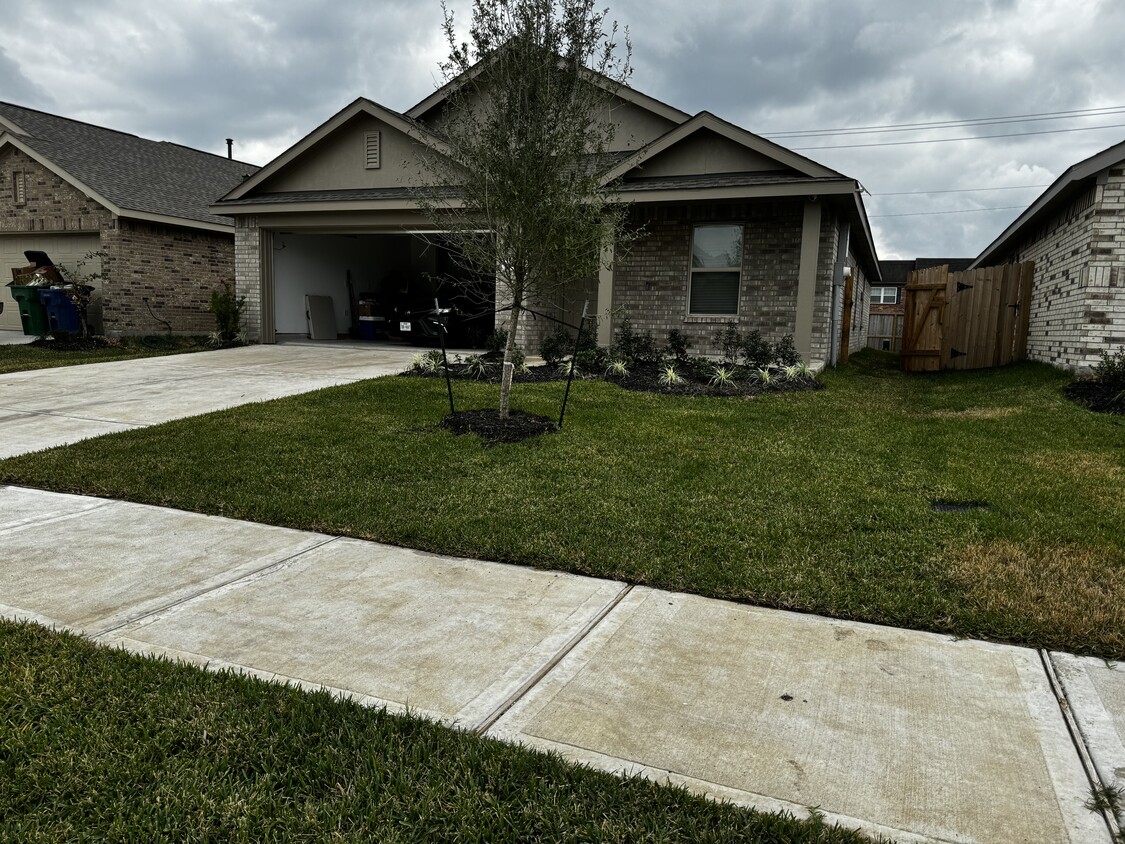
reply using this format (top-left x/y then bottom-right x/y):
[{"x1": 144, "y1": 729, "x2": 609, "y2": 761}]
[{"x1": 950, "y1": 540, "x2": 1125, "y2": 655}]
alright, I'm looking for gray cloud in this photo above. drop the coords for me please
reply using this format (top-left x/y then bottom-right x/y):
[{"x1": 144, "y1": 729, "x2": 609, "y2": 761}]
[{"x1": 2, "y1": 0, "x2": 1123, "y2": 260}]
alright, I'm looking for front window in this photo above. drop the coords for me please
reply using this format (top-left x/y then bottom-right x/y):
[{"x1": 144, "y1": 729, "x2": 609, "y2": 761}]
[
  {"x1": 689, "y1": 224, "x2": 742, "y2": 315},
  {"x1": 871, "y1": 286, "x2": 898, "y2": 305}
]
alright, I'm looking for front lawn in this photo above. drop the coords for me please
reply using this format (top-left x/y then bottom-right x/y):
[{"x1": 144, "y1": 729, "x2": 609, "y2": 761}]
[
  {"x1": 2, "y1": 351, "x2": 1122, "y2": 658},
  {"x1": 0, "y1": 620, "x2": 870, "y2": 843},
  {"x1": 0, "y1": 335, "x2": 209, "y2": 374}
]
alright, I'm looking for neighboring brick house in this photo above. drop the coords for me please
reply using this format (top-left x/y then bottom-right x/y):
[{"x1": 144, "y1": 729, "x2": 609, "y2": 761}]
[
  {"x1": 214, "y1": 75, "x2": 880, "y2": 366},
  {"x1": 0, "y1": 102, "x2": 258, "y2": 334},
  {"x1": 870, "y1": 258, "x2": 972, "y2": 351},
  {"x1": 971, "y1": 139, "x2": 1125, "y2": 370}
]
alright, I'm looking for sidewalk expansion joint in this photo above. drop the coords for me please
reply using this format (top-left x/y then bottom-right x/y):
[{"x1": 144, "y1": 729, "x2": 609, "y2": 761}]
[
  {"x1": 1039, "y1": 649, "x2": 1122, "y2": 840},
  {"x1": 471, "y1": 584, "x2": 634, "y2": 737},
  {"x1": 91, "y1": 536, "x2": 342, "y2": 639}
]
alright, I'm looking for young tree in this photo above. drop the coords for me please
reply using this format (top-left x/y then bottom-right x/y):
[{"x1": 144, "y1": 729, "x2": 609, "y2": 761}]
[{"x1": 417, "y1": 0, "x2": 632, "y2": 417}]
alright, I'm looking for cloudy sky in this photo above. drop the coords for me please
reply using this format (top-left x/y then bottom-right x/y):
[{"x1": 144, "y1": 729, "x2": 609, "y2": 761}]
[{"x1": 3, "y1": 0, "x2": 1124, "y2": 260}]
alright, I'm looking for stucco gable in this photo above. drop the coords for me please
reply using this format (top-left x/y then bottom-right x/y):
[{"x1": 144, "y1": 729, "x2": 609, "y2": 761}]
[
  {"x1": 604, "y1": 112, "x2": 844, "y2": 186},
  {"x1": 222, "y1": 99, "x2": 451, "y2": 202},
  {"x1": 619, "y1": 127, "x2": 804, "y2": 181}
]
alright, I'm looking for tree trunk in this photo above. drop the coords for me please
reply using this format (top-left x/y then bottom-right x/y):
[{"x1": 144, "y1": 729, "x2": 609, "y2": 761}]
[{"x1": 498, "y1": 303, "x2": 522, "y2": 418}]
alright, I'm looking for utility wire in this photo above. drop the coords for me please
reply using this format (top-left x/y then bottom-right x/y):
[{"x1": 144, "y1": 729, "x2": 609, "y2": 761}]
[
  {"x1": 870, "y1": 184, "x2": 1050, "y2": 197},
  {"x1": 869, "y1": 205, "x2": 1027, "y2": 219},
  {"x1": 765, "y1": 105, "x2": 1125, "y2": 137},
  {"x1": 792, "y1": 121, "x2": 1125, "y2": 151}
]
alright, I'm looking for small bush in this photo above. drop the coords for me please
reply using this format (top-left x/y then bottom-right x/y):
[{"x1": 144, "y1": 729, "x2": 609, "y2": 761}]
[
  {"x1": 576, "y1": 346, "x2": 609, "y2": 372},
  {"x1": 613, "y1": 317, "x2": 660, "y2": 366},
  {"x1": 658, "y1": 364, "x2": 682, "y2": 387},
  {"x1": 713, "y1": 323, "x2": 742, "y2": 365},
  {"x1": 773, "y1": 334, "x2": 801, "y2": 367},
  {"x1": 540, "y1": 327, "x2": 573, "y2": 367},
  {"x1": 605, "y1": 359, "x2": 629, "y2": 379},
  {"x1": 463, "y1": 354, "x2": 493, "y2": 379},
  {"x1": 209, "y1": 280, "x2": 245, "y2": 346},
  {"x1": 1092, "y1": 349, "x2": 1125, "y2": 391},
  {"x1": 740, "y1": 329, "x2": 773, "y2": 369},
  {"x1": 665, "y1": 329, "x2": 691, "y2": 364},
  {"x1": 485, "y1": 329, "x2": 508, "y2": 356},
  {"x1": 709, "y1": 365, "x2": 737, "y2": 390}
]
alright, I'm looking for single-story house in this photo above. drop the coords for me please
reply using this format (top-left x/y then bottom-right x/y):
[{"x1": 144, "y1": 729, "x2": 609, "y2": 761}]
[
  {"x1": 0, "y1": 101, "x2": 258, "y2": 334},
  {"x1": 213, "y1": 73, "x2": 881, "y2": 365},
  {"x1": 971, "y1": 138, "x2": 1125, "y2": 370},
  {"x1": 870, "y1": 258, "x2": 971, "y2": 352}
]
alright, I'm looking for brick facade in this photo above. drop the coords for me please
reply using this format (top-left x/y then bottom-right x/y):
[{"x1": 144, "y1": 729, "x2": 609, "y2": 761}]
[
  {"x1": 608, "y1": 200, "x2": 853, "y2": 362},
  {"x1": 1, "y1": 147, "x2": 110, "y2": 235},
  {"x1": 234, "y1": 219, "x2": 262, "y2": 341},
  {"x1": 101, "y1": 219, "x2": 235, "y2": 334},
  {"x1": 2, "y1": 146, "x2": 236, "y2": 336},
  {"x1": 999, "y1": 168, "x2": 1125, "y2": 370}
]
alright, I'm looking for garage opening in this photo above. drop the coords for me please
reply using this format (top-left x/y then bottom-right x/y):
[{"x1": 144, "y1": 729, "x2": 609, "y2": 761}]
[{"x1": 272, "y1": 231, "x2": 495, "y2": 347}]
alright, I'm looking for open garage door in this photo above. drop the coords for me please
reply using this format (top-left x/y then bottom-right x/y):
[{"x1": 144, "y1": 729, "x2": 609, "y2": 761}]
[
  {"x1": 271, "y1": 231, "x2": 494, "y2": 347},
  {"x1": 0, "y1": 233, "x2": 102, "y2": 333}
]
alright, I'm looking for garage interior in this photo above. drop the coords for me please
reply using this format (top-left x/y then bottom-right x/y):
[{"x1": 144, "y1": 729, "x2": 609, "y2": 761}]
[{"x1": 272, "y1": 231, "x2": 495, "y2": 347}]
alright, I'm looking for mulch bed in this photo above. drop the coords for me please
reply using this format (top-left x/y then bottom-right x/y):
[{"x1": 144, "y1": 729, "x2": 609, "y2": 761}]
[
  {"x1": 1064, "y1": 379, "x2": 1124, "y2": 415},
  {"x1": 29, "y1": 335, "x2": 118, "y2": 352},
  {"x1": 405, "y1": 362, "x2": 823, "y2": 398},
  {"x1": 440, "y1": 408, "x2": 558, "y2": 445}
]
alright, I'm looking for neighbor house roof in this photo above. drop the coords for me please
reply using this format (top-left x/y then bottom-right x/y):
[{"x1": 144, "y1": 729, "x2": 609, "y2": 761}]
[
  {"x1": 0, "y1": 101, "x2": 259, "y2": 233},
  {"x1": 970, "y1": 138, "x2": 1125, "y2": 269},
  {"x1": 878, "y1": 258, "x2": 973, "y2": 286}
]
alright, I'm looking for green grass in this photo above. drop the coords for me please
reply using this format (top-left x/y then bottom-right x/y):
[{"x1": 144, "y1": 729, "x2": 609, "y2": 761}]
[
  {"x1": 0, "y1": 335, "x2": 209, "y2": 373},
  {"x1": 0, "y1": 619, "x2": 875, "y2": 843},
  {"x1": 2, "y1": 350, "x2": 1123, "y2": 658}
]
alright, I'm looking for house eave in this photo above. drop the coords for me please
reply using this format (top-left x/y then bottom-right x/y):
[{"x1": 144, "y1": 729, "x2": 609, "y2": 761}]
[{"x1": 970, "y1": 137, "x2": 1125, "y2": 269}]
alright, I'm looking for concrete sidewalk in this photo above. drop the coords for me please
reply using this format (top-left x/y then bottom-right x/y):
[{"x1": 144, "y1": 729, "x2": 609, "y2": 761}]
[
  {"x1": 1, "y1": 485, "x2": 1120, "y2": 843},
  {"x1": 0, "y1": 342, "x2": 419, "y2": 458}
]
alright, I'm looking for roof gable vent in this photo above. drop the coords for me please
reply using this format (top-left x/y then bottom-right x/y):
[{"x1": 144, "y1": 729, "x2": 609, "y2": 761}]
[{"x1": 364, "y1": 131, "x2": 381, "y2": 170}]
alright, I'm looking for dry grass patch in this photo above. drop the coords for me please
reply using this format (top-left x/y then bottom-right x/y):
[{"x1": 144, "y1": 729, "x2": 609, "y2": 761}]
[
  {"x1": 1030, "y1": 451, "x2": 1125, "y2": 483},
  {"x1": 950, "y1": 541, "x2": 1125, "y2": 654},
  {"x1": 928, "y1": 407, "x2": 1023, "y2": 420}
]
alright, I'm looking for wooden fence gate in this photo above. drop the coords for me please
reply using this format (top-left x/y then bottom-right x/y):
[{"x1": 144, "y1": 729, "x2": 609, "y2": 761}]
[{"x1": 900, "y1": 262, "x2": 1034, "y2": 373}]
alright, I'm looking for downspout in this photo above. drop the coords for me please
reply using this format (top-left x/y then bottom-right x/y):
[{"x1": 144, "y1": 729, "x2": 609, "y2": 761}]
[{"x1": 829, "y1": 221, "x2": 851, "y2": 366}]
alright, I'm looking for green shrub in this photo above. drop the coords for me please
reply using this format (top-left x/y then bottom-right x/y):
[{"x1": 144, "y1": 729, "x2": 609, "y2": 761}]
[
  {"x1": 485, "y1": 329, "x2": 508, "y2": 356},
  {"x1": 576, "y1": 346, "x2": 609, "y2": 372},
  {"x1": 1092, "y1": 349, "x2": 1125, "y2": 391},
  {"x1": 665, "y1": 329, "x2": 691, "y2": 363},
  {"x1": 773, "y1": 334, "x2": 801, "y2": 367},
  {"x1": 540, "y1": 327, "x2": 573, "y2": 367},
  {"x1": 209, "y1": 280, "x2": 245, "y2": 346},
  {"x1": 740, "y1": 329, "x2": 773, "y2": 369},
  {"x1": 613, "y1": 316, "x2": 660, "y2": 366},
  {"x1": 713, "y1": 323, "x2": 742, "y2": 365}
]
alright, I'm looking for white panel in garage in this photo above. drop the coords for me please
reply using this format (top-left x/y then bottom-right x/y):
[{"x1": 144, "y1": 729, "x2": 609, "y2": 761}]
[{"x1": 0, "y1": 233, "x2": 102, "y2": 332}]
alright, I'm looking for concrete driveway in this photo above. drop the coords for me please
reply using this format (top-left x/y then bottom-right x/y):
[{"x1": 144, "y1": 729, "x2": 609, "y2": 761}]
[{"x1": 0, "y1": 342, "x2": 418, "y2": 458}]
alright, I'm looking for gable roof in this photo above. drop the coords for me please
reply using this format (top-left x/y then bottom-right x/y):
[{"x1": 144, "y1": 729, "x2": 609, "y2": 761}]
[
  {"x1": 970, "y1": 138, "x2": 1125, "y2": 269},
  {"x1": 216, "y1": 98, "x2": 449, "y2": 204},
  {"x1": 878, "y1": 258, "x2": 973, "y2": 286},
  {"x1": 0, "y1": 101, "x2": 258, "y2": 232},
  {"x1": 406, "y1": 54, "x2": 691, "y2": 127},
  {"x1": 602, "y1": 111, "x2": 845, "y2": 186}
]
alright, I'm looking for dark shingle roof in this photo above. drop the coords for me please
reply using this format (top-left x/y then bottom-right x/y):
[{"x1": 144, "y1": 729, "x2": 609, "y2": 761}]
[
  {"x1": 216, "y1": 187, "x2": 454, "y2": 206},
  {"x1": 0, "y1": 102, "x2": 259, "y2": 228},
  {"x1": 878, "y1": 258, "x2": 974, "y2": 286},
  {"x1": 618, "y1": 171, "x2": 845, "y2": 192}
]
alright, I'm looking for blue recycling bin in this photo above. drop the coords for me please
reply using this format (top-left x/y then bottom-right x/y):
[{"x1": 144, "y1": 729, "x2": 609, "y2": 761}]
[{"x1": 38, "y1": 287, "x2": 82, "y2": 333}]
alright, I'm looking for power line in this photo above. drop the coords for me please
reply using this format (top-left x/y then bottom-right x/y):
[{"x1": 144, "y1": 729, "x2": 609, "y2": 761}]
[
  {"x1": 869, "y1": 205, "x2": 1027, "y2": 219},
  {"x1": 765, "y1": 105, "x2": 1125, "y2": 137},
  {"x1": 870, "y1": 184, "x2": 1050, "y2": 197},
  {"x1": 792, "y1": 121, "x2": 1125, "y2": 151}
]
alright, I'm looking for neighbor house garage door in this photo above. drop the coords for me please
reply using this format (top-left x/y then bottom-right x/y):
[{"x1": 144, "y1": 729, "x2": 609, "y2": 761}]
[{"x1": 0, "y1": 233, "x2": 101, "y2": 332}]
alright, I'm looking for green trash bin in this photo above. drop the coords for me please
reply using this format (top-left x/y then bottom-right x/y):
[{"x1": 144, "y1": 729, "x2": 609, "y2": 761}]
[{"x1": 8, "y1": 285, "x2": 50, "y2": 336}]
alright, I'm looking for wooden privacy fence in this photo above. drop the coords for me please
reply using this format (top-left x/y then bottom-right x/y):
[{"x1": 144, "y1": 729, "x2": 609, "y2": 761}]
[{"x1": 900, "y1": 262, "x2": 1035, "y2": 373}]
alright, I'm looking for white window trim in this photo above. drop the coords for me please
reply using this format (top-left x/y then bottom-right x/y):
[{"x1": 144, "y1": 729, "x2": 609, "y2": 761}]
[{"x1": 688, "y1": 223, "x2": 743, "y2": 317}]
